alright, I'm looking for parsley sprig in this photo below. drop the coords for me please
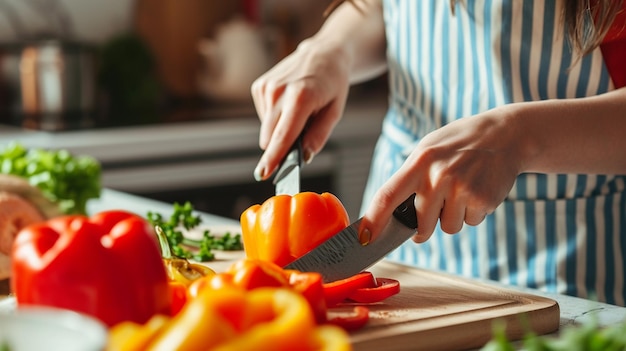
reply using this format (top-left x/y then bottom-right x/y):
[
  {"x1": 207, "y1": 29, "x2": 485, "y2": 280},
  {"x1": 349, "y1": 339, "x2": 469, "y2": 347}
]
[{"x1": 147, "y1": 202, "x2": 242, "y2": 262}]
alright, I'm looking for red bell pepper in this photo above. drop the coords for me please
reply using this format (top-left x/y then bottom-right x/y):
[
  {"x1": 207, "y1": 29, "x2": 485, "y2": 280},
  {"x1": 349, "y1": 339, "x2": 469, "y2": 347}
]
[
  {"x1": 347, "y1": 277, "x2": 401, "y2": 304},
  {"x1": 11, "y1": 210, "x2": 171, "y2": 327},
  {"x1": 323, "y1": 272, "x2": 377, "y2": 307},
  {"x1": 323, "y1": 271, "x2": 400, "y2": 307},
  {"x1": 328, "y1": 306, "x2": 370, "y2": 331}
]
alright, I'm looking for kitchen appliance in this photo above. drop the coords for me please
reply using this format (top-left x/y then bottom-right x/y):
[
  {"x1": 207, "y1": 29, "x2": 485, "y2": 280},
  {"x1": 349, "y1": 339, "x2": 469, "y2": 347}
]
[
  {"x1": 285, "y1": 194, "x2": 418, "y2": 282},
  {"x1": 0, "y1": 39, "x2": 97, "y2": 131}
]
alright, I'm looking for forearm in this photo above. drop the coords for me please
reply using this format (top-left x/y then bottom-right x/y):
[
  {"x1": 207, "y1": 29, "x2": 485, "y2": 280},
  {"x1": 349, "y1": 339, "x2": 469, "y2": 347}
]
[
  {"x1": 299, "y1": 0, "x2": 387, "y2": 84},
  {"x1": 515, "y1": 87, "x2": 626, "y2": 175}
]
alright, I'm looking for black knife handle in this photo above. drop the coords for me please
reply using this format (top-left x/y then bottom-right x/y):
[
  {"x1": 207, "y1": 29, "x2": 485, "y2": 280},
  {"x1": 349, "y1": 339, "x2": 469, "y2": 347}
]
[{"x1": 392, "y1": 193, "x2": 418, "y2": 229}]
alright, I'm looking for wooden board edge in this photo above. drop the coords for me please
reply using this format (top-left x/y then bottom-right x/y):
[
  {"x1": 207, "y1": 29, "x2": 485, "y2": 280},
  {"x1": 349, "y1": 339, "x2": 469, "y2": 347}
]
[{"x1": 352, "y1": 299, "x2": 560, "y2": 351}]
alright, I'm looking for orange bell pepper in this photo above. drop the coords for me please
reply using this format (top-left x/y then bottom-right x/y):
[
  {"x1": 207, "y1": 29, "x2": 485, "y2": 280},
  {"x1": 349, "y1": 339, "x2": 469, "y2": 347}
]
[
  {"x1": 189, "y1": 259, "x2": 328, "y2": 324},
  {"x1": 109, "y1": 287, "x2": 352, "y2": 351},
  {"x1": 107, "y1": 314, "x2": 170, "y2": 351},
  {"x1": 240, "y1": 192, "x2": 350, "y2": 267}
]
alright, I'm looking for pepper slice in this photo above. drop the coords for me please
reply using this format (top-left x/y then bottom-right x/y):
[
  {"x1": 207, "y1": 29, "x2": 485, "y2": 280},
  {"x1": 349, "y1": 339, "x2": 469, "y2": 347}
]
[
  {"x1": 328, "y1": 306, "x2": 370, "y2": 332},
  {"x1": 323, "y1": 272, "x2": 376, "y2": 307},
  {"x1": 155, "y1": 226, "x2": 215, "y2": 287},
  {"x1": 347, "y1": 277, "x2": 401, "y2": 304}
]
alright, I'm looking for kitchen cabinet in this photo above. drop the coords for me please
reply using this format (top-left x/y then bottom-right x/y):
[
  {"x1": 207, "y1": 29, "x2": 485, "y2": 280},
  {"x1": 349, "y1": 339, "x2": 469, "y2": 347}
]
[{"x1": 0, "y1": 93, "x2": 387, "y2": 220}]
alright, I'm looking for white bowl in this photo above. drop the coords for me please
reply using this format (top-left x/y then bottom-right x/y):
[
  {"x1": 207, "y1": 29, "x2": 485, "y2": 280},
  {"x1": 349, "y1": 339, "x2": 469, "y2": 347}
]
[{"x1": 0, "y1": 305, "x2": 107, "y2": 351}]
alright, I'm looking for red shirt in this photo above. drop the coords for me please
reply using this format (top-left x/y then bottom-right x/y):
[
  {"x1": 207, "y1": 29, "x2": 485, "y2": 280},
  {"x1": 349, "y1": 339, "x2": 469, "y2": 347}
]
[{"x1": 600, "y1": 3, "x2": 626, "y2": 88}]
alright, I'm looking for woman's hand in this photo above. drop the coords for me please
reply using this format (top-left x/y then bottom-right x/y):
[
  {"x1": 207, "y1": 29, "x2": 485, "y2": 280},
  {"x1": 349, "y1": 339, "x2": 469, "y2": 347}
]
[
  {"x1": 359, "y1": 86, "x2": 626, "y2": 244},
  {"x1": 251, "y1": 0, "x2": 387, "y2": 182},
  {"x1": 360, "y1": 106, "x2": 524, "y2": 244},
  {"x1": 251, "y1": 41, "x2": 352, "y2": 181}
]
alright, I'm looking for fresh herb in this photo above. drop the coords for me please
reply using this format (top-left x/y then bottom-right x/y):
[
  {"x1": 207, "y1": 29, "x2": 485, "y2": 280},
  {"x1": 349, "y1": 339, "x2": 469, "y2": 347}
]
[
  {"x1": 147, "y1": 202, "x2": 243, "y2": 262},
  {"x1": 481, "y1": 318, "x2": 626, "y2": 351},
  {"x1": 0, "y1": 142, "x2": 101, "y2": 215}
]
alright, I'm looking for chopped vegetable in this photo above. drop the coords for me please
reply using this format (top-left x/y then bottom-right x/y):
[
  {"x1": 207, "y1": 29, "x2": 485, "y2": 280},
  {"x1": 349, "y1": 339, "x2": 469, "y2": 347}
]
[
  {"x1": 328, "y1": 306, "x2": 371, "y2": 332},
  {"x1": 240, "y1": 192, "x2": 350, "y2": 267},
  {"x1": 108, "y1": 287, "x2": 353, "y2": 351},
  {"x1": 323, "y1": 272, "x2": 377, "y2": 307},
  {"x1": 189, "y1": 259, "x2": 327, "y2": 324},
  {"x1": 0, "y1": 142, "x2": 101, "y2": 215},
  {"x1": 147, "y1": 201, "x2": 243, "y2": 262},
  {"x1": 11, "y1": 210, "x2": 171, "y2": 327},
  {"x1": 347, "y1": 277, "x2": 401, "y2": 304},
  {"x1": 155, "y1": 226, "x2": 216, "y2": 287}
]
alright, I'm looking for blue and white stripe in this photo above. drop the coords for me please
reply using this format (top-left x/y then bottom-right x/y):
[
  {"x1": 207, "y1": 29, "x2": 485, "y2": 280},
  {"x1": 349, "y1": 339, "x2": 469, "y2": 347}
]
[{"x1": 363, "y1": 0, "x2": 626, "y2": 306}]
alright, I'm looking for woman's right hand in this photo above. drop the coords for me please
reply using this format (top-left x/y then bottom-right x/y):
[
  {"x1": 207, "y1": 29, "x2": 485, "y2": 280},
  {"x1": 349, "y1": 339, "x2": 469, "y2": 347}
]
[{"x1": 251, "y1": 40, "x2": 352, "y2": 182}]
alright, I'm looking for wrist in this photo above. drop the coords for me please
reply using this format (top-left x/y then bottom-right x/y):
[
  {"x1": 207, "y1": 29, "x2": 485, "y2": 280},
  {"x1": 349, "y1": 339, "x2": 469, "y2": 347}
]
[{"x1": 501, "y1": 102, "x2": 542, "y2": 174}]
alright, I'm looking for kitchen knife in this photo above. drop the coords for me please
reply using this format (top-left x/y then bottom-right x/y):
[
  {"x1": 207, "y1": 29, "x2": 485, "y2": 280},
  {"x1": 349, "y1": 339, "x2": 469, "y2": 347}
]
[
  {"x1": 273, "y1": 136, "x2": 303, "y2": 196},
  {"x1": 284, "y1": 193, "x2": 418, "y2": 283}
]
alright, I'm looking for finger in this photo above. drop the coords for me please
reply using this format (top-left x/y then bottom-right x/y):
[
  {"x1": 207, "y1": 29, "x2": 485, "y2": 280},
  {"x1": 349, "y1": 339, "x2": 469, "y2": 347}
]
[
  {"x1": 259, "y1": 106, "x2": 281, "y2": 150},
  {"x1": 464, "y1": 206, "x2": 486, "y2": 226},
  {"x1": 359, "y1": 187, "x2": 402, "y2": 246},
  {"x1": 254, "y1": 88, "x2": 316, "y2": 181},
  {"x1": 410, "y1": 190, "x2": 442, "y2": 243},
  {"x1": 250, "y1": 77, "x2": 266, "y2": 123},
  {"x1": 438, "y1": 198, "x2": 465, "y2": 234},
  {"x1": 360, "y1": 163, "x2": 431, "y2": 245},
  {"x1": 301, "y1": 94, "x2": 348, "y2": 163}
]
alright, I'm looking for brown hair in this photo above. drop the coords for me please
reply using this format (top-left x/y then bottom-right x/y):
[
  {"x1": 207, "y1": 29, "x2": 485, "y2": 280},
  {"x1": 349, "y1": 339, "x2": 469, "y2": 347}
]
[{"x1": 324, "y1": 0, "x2": 624, "y2": 57}]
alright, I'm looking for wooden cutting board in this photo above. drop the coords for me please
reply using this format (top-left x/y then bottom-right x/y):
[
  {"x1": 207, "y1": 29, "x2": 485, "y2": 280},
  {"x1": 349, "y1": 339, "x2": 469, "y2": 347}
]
[
  {"x1": 208, "y1": 251, "x2": 559, "y2": 351},
  {"x1": 345, "y1": 261, "x2": 560, "y2": 351}
]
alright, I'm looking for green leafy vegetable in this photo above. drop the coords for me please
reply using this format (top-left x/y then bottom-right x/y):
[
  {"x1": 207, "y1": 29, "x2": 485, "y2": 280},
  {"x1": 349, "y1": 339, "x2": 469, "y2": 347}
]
[
  {"x1": 481, "y1": 318, "x2": 626, "y2": 351},
  {"x1": 147, "y1": 202, "x2": 243, "y2": 262},
  {"x1": 0, "y1": 142, "x2": 101, "y2": 215}
]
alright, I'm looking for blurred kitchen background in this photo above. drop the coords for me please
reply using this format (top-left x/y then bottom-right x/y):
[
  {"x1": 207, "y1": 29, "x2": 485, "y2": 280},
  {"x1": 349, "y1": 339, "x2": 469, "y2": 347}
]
[{"x1": 0, "y1": 0, "x2": 388, "y2": 221}]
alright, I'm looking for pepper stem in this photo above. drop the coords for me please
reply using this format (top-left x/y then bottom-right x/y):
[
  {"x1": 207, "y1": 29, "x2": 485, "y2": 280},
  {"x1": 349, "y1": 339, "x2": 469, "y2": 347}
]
[{"x1": 155, "y1": 226, "x2": 173, "y2": 259}]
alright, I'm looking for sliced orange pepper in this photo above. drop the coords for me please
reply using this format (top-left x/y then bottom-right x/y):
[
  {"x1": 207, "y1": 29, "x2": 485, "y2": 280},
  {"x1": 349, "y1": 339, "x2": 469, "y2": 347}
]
[
  {"x1": 106, "y1": 314, "x2": 170, "y2": 351},
  {"x1": 211, "y1": 288, "x2": 318, "y2": 351},
  {"x1": 228, "y1": 259, "x2": 289, "y2": 289},
  {"x1": 287, "y1": 269, "x2": 328, "y2": 324},
  {"x1": 240, "y1": 192, "x2": 350, "y2": 267},
  {"x1": 147, "y1": 288, "x2": 242, "y2": 350},
  {"x1": 168, "y1": 281, "x2": 188, "y2": 316},
  {"x1": 311, "y1": 325, "x2": 354, "y2": 351}
]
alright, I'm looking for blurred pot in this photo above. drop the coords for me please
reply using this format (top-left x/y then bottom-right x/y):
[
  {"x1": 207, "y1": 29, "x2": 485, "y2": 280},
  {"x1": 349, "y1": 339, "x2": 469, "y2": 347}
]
[{"x1": 0, "y1": 40, "x2": 97, "y2": 130}]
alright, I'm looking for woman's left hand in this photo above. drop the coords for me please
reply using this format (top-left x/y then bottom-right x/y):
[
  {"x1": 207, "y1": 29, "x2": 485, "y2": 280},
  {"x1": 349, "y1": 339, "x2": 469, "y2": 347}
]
[{"x1": 360, "y1": 105, "x2": 524, "y2": 243}]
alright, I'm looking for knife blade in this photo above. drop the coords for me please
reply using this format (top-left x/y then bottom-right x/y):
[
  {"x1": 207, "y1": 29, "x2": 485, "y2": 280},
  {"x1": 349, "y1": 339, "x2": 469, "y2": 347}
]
[
  {"x1": 273, "y1": 136, "x2": 302, "y2": 196},
  {"x1": 284, "y1": 193, "x2": 418, "y2": 282}
]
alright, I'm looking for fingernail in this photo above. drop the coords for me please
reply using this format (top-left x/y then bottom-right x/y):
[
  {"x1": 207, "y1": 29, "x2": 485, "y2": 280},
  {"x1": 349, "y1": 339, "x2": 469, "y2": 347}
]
[
  {"x1": 253, "y1": 163, "x2": 266, "y2": 181},
  {"x1": 303, "y1": 148, "x2": 315, "y2": 164},
  {"x1": 358, "y1": 228, "x2": 371, "y2": 246}
]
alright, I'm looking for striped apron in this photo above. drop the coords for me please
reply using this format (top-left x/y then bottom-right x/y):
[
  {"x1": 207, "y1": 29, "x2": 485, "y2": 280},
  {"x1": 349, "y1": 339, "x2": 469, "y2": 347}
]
[{"x1": 362, "y1": 0, "x2": 626, "y2": 306}]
